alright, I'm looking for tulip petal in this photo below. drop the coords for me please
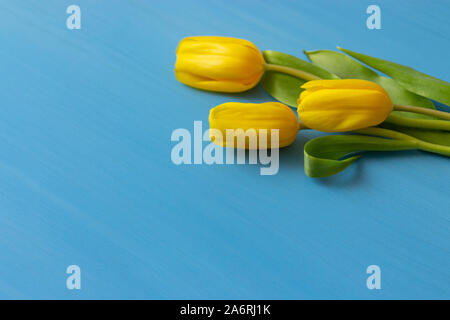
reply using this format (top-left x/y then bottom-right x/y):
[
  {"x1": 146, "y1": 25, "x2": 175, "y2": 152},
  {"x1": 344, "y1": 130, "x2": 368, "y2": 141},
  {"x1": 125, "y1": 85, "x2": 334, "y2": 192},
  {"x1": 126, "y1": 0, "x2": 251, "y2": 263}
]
[
  {"x1": 179, "y1": 36, "x2": 261, "y2": 55},
  {"x1": 175, "y1": 71, "x2": 261, "y2": 92},
  {"x1": 175, "y1": 36, "x2": 264, "y2": 93},
  {"x1": 209, "y1": 102, "x2": 300, "y2": 148},
  {"x1": 175, "y1": 53, "x2": 264, "y2": 80},
  {"x1": 177, "y1": 40, "x2": 263, "y2": 63},
  {"x1": 299, "y1": 89, "x2": 393, "y2": 132},
  {"x1": 301, "y1": 79, "x2": 388, "y2": 95}
]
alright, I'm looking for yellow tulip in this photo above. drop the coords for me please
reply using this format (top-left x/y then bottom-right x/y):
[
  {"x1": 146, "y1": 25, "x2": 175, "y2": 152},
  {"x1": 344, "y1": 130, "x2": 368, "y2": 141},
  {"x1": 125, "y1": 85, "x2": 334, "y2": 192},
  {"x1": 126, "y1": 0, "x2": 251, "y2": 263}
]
[
  {"x1": 209, "y1": 102, "x2": 300, "y2": 149},
  {"x1": 175, "y1": 36, "x2": 265, "y2": 93},
  {"x1": 297, "y1": 79, "x2": 393, "y2": 132}
]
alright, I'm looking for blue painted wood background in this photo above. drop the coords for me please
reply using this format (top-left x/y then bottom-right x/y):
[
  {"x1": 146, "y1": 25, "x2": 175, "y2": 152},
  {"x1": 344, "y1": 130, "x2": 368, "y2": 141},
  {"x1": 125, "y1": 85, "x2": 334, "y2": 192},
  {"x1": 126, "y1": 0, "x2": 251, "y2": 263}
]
[{"x1": 0, "y1": 0, "x2": 449, "y2": 299}]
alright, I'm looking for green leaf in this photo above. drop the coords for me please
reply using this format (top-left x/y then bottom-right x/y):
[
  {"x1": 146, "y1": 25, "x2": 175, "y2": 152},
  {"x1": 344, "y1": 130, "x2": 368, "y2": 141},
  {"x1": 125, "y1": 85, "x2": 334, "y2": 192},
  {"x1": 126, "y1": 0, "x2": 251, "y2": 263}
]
[
  {"x1": 380, "y1": 123, "x2": 450, "y2": 147},
  {"x1": 261, "y1": 50, "x2": 338, "y2": 107},
  {"x1": 304, "y1": 50, "x2": 436, "y2": 119},
  {"x1": 338, "y1": 47, "x2": 450, "y2": 106},
  {"x1": 260, "y1": 71, "x2": 304, "y2": 107},
  {"x1": 304, "y1": 135, "x2": 416, "y2": 178}
]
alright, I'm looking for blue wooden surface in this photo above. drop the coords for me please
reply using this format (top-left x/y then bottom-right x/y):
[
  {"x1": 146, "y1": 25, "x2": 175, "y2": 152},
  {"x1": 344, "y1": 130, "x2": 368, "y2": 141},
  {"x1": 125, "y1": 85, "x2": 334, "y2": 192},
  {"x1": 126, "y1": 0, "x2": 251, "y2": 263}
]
[{"x1": 0, "y1": 0, "x2": 449, "y2": 299}]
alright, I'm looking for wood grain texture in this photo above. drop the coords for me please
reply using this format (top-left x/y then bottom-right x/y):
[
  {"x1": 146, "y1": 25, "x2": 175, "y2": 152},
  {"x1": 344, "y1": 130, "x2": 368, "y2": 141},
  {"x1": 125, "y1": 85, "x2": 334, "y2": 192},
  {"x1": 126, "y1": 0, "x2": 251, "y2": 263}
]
[{"x1": 0, "y1": 0, "x2": 448, "y2": 299}]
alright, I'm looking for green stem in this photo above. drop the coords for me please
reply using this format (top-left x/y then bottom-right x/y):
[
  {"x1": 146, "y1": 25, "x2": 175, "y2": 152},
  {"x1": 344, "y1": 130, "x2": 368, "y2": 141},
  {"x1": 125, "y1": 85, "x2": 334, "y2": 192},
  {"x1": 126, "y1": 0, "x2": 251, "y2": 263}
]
[
  {"x1": 263, "y1": 63, "x2": 321, "y2": 81},
  {"x1": 385, "y1": 114, "x2": 450, "y2": 131},
  {"x1": 355, "y1": 127, "x2": 450, "y2": 156},
  {"x1": 394, "y1": 104, "x2": 450, "y2": 120}
]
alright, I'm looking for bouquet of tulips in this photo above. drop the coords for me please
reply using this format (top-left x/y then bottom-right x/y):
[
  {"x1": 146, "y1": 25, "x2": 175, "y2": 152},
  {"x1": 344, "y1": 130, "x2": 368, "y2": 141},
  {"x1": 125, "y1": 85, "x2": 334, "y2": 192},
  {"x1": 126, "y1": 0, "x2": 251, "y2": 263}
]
[{"x1": 175, "y1": 36, "x2": 450, "y2": 177}]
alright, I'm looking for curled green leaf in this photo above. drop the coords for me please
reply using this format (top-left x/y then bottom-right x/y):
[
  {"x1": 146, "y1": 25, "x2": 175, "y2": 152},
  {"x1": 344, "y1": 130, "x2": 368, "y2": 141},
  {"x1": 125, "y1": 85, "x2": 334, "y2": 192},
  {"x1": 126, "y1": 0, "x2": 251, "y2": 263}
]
[
  {"x1": 338, "y1": 47, "x2": 450, "y2": 106},
  {"x1": 304, "y1": 135, "x2": 416, "y2": 178}
]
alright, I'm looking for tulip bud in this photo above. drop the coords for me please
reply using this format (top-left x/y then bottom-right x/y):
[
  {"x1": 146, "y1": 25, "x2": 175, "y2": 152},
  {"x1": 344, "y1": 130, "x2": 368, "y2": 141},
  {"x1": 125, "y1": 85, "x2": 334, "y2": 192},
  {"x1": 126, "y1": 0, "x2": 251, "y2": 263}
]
[
  {"x1": 297, "y1": 79, "x2": 393, "y2": 132},
  {"x1": 209, "y1": 102, "x2": 300, "y2": 149},
  {"x1": 175, "y1": 36, "x2": 265, "y2": 93}
]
